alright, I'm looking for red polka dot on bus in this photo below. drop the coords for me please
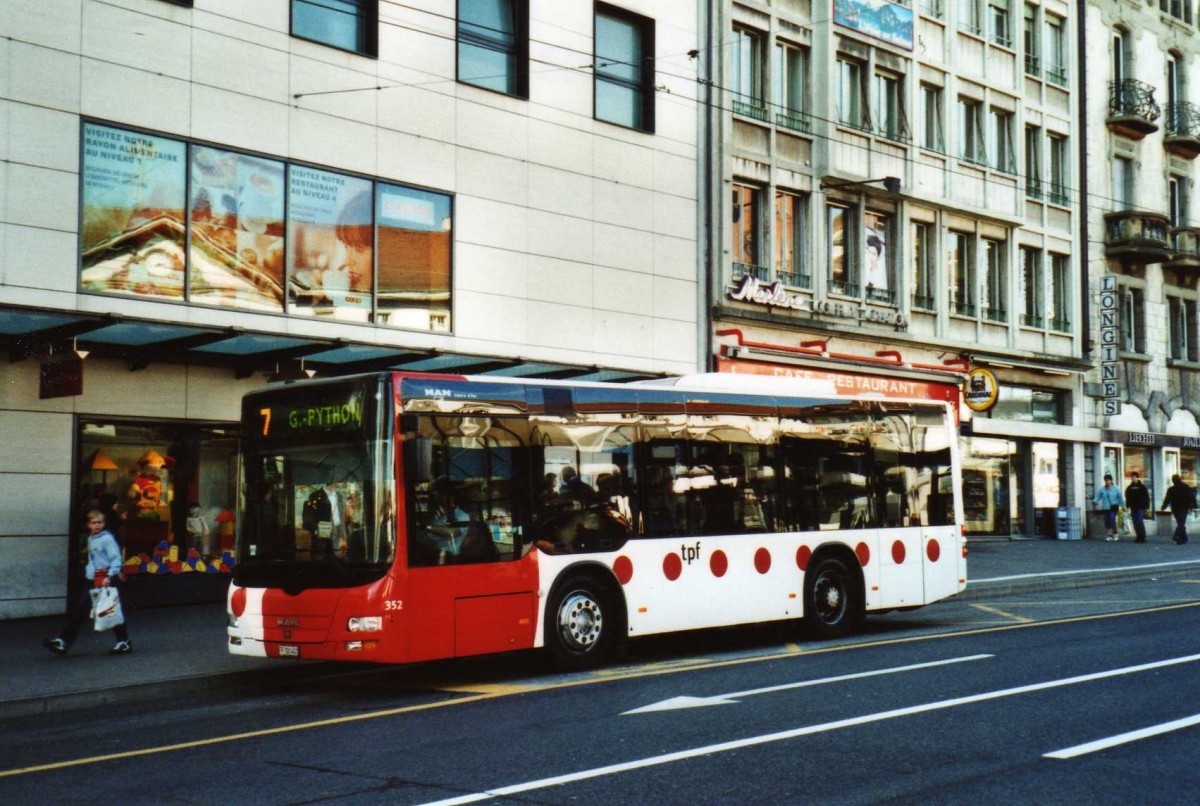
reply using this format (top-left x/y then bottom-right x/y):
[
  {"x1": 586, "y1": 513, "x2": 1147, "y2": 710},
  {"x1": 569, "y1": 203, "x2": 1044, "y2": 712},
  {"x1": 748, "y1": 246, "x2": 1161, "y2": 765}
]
[
  {"x1": 795, "y1": 544, "x2": 811, "y2": 571},
  {"x1": 231, "y1": 586, "x2": 246, "y2": 617},
  {"x1": 754, "y1": 547, "x2": 771, "y2": 574},
  {"x1": 613, "y1": 555, "x2": 634, "y2": 585},
  {"x1": 710, "y1": 549, "x2": 728, "y2": 578},
  {"x1": 855, "y1": 542, "x2": 871, "y2": 567},
  {"x1": 892, "y1": 540, "x2": 906, "y2": 564},
  {"x1": 927, "y1": 539, "x2": 941, "y2": 562},
  {"x1": 663, "y1": 553, "x2": 682, "y2": 581}
]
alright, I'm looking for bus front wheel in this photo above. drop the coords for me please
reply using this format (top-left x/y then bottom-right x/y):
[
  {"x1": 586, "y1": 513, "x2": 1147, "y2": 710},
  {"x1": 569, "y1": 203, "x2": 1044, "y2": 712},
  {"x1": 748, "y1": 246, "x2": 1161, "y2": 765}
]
[
  {"x1": 546, "y1": 576, "x2": 615, "y2": 671},
  {"x1": 804, "y1": 556, "x2": 862, "y2": 638}
]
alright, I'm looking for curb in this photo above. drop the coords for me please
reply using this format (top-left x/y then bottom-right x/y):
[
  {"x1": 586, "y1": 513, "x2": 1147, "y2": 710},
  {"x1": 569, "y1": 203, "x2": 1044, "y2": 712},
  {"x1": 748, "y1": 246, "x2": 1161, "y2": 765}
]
[{"x1": 958, "y1": 562, "x2": 1200, "y2": 601}]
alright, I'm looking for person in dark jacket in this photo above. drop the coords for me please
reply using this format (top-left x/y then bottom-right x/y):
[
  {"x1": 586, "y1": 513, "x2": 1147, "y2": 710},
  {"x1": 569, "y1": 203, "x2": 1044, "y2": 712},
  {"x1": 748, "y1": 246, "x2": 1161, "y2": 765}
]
[
  {"x1": 1161, "y1": 474, "x2": 1196, "y2": 545},
  {"x1": 1124, "y1": 472, "x2": 1152, "y2": 543}
]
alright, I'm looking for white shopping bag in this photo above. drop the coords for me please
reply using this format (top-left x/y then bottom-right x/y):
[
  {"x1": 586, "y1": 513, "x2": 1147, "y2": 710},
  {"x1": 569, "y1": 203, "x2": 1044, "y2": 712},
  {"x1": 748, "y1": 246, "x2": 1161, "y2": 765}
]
[{"x1": 91, "y1": 586, "x2": 125, "y2": 631}]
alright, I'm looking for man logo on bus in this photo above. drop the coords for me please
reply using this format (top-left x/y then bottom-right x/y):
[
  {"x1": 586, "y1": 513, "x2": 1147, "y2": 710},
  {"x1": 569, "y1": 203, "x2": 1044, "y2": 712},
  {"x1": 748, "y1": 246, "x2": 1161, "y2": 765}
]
[{"x1": 681, "y1": 541, "x2": 702, "y2": 565}]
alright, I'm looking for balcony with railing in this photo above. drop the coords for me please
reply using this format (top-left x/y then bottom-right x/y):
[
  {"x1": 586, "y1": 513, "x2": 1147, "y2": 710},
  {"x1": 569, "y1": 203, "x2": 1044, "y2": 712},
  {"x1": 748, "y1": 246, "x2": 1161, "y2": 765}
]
[
  {"x1": 733, "y1": 97, "x2": 769, "y2": 123},
  {"x1": 1024, "y1": 54, "x2": 1040, "y2": 78},
  {"x1": 1164, "y1": 226, "x2": 1200, "y2": 273},
  {"x1": 777, "y1": 270, "x2": 812, "y2": 289},
  {"x1": 775, "y1": 110, "x2": 812, "y2": 134},
  {"x1": 1165, "y1": 101, "x2": 1200, "y2": 159},
  {"x1": 1107, "y1": 79, "x2": 1161, "y2": 140},
  {"x1": 1103, "y1": 210, "x2": 1171, "y2": 262},
  {"x1": 733, "y1": 263, "x2": 771, "y2": 282},
  {"x1": 1020, "y1": 313, "x2": 1045, "y2": 328}
]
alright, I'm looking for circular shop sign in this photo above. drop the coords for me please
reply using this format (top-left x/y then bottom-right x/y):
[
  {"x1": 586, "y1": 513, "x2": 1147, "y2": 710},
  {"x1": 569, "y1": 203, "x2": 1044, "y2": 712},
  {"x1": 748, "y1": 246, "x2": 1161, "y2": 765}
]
[{"x1": 963, "y1": 368, "x2": 999, "y2": 412}]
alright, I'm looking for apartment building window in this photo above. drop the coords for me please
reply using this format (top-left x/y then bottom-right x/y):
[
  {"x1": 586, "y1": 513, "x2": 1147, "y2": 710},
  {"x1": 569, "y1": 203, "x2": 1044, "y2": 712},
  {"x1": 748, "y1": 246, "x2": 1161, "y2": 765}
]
[
  {"x1": 1048, "y1": 134, "x2": 1068, "y2": 205},
  {"x1": 949, "y1": 231, "x2": 976, "y2": 316},
  {"x1": 1120, "y1": 286, "x2": 1146, "y2": 353},
  {"x1": 958, "y1": 0, "x2": 982, "y2": 35},
  {"x1": 1169, "y1": 297, "x2": 1199, "y2": 361},
  {"x1": 912, "y1": 221, "x2": 935, "y2": 310},
  {"x1": 920, "y1": 0, "x2": 944, "y2": 19},
  {"x1": 1167, "y1": 54, "x2": 1180, "y2": 111},
  {"x1": 874, "y1": 72, "x2": 907, "y2": 141},
  {"x1": 733, "y1": 184, "x2": 763, "y2": 276},
  {"x1": 732, "y1": 27, "x2": 766, "y2": 120},
  {"x1": 291, "y1": 0, "x2": 377, "y2": 55},
  {"x1": 958, "y1": 98, "x2": 986, "y2": 164},
  {"x1": 837, "y1": 58, "x2": 868, "y2": 130},
  {"x1": 1045, "y1": 15, "x2": 1067, "y2": 86},
  {"x1": 457, "y1": 0, "x2": 528, "y2": 96},
  {"x1": 864, "y1": 211, "x2": 893, "y2": 303},
  {"x1": 594, "y1": 5, "x2": 655, "y2": 131},
  {"x1": 774, "y1": 43, "x2": 809, "y2": 132},
  {"x1": 1170, "y1": 176, "x2": 1188, "y2": 227},
  {"x1": 989, "y1": 0, "x2": 1011, "y2": 47},
  {"x1": 158, "y1": 0, "x2": 193, "y2": 5},
  {"x1": 1049, "y1": 253, "x2": 1071, "y2": 332},
  {"x1": 1160, "y1": 0, "x2": 1191, "y2": 25},
  {"x1": 1019, "y1": 247, "x2": 1044, "y2": 327},
  {"x1": 982, "y1": 238, "x2": 1007, "y2": 322},
  {"x1": 775, "y1": 191, "x2": 810, "y2": 288},
  {"x1": 1023, "y1": 4, "x2": 1039, "y2": 76},
  {"x1": 990, "y1": 108, "x2": 1015, "y2": 172},
  {"x1": 920, "y1": 84, "x2": 945, "y2": 151},
  {"x1": 828, "y1": 204, "x2": 856, "y2": 296},
  {"x1": 1025, "y1": 126, "x2": 1042, "y2": 198},
  {"x1": 1112, "y1": 156, "x2": 1134, "y2": 211}
]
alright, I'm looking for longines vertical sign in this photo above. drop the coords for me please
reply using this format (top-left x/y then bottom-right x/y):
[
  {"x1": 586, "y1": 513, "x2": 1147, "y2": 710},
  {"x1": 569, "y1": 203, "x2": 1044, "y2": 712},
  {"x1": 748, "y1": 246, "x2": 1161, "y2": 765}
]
[{"x1": 1098, "y1": 276, "x2": 1121, "y2": 417}]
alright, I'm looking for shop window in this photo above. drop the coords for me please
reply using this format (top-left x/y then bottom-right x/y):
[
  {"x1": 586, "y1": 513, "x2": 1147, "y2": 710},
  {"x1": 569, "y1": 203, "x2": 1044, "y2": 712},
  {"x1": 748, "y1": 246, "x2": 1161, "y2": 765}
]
[
  {"x1": 291, "y1": 0, "x2": 377, "y2": 56},
  {"x1": 982, "y1": 387, "x2": 1066, "y2": 424},
  {"x1": 457, "y1": 0, "x2": 528, "y2": 97},
  {"x1": 594, "y1": 4, "x2": 655, "y2": 132},
  {"x1": 78, "y1": 421, "x2": 240, "y2": 578}
]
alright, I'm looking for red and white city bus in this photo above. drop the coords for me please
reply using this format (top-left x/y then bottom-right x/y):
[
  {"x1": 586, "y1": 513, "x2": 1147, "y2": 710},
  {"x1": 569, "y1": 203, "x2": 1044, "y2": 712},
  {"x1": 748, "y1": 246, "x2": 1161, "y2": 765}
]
[{"x1": 227, "y1": 371, "x2": 966, "y2": 669}]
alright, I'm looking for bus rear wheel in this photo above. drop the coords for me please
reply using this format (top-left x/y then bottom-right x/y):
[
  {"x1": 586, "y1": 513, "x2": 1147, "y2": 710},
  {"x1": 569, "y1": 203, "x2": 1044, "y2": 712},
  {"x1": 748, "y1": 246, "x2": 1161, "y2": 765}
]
[
  {"x1": 546, "y1": 576, "x2": 615, "y2": 671},
  {"x1": 804, "y1": 556, "x2": 861, "y2": 638}
]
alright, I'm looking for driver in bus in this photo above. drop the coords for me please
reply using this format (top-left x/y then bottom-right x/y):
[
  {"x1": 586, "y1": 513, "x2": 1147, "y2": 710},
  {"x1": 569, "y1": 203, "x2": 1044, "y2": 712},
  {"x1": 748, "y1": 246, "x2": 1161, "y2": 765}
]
[{"x1": 424, "y1": 485, "x2": 471, "y2": 561}]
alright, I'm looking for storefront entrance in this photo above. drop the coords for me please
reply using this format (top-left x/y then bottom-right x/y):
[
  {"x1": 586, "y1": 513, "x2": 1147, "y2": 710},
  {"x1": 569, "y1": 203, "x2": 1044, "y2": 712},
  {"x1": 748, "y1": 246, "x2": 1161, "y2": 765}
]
[
  {"x1": 75, "y1": 419, "x2": 239, "y2": 606},
  {"x1": 962, "y1": 437, "x2": 1064, "y2": 538}
]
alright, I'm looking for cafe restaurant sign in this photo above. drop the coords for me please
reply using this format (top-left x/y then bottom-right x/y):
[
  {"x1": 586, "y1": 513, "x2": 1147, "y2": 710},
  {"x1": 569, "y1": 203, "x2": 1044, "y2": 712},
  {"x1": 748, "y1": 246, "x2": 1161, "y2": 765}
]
[{"x1": 728, "y1": 274, "x2": 907, "y2": 328}]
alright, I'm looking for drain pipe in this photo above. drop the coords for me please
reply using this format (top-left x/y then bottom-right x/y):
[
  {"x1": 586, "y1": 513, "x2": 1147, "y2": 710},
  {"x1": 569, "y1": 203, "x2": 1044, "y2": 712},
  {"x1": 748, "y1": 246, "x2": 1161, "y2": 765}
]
[{"x1": 1077, "y1": 0, "x2": 1092, "y2": 358}]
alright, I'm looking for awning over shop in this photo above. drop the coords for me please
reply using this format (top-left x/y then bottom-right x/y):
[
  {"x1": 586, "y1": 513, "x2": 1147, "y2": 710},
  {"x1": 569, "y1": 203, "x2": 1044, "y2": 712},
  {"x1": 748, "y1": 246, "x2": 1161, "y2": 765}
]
[{"x1": 0, "y1": 305, "x2": 666, "y2": 383}]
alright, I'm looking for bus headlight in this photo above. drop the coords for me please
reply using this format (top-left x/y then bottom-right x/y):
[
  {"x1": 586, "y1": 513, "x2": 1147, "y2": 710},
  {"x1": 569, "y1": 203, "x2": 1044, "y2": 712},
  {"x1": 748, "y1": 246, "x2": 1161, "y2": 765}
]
[{"x1": 347, "y1": 616, "x2": 382, "y2": 632}]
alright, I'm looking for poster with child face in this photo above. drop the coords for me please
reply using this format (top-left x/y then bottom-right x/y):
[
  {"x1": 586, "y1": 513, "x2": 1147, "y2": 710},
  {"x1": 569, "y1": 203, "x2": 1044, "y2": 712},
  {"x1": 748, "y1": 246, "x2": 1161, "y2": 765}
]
[{"x1": 287, "y1": 166, "x2": 374, "y2": 321}]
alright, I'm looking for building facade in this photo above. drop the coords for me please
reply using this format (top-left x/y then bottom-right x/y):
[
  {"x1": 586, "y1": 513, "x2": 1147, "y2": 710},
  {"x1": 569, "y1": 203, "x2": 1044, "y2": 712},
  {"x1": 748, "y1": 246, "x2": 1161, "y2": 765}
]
[
  {"x1": 0, "y1": 0, "x2": 701, "y2": 617},
  {"x1": 703, "y1": 0, "x2": 1092, "y2": 539},
  {"x1": 1084, "y1": 0, "x2": 1200, "y2": 530}
]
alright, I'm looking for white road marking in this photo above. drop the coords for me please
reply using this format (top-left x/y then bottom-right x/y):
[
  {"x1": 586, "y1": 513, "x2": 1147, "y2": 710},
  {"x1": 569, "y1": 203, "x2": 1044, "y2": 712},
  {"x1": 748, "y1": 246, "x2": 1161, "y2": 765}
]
[
  {"x1": 1044, "y1": 713, "x2": 1200, "y2": 759},
  {"x1": 623, "y1": 654, "x2": 993, "y2": 714},
  {"x1": 418, "y1": 652, "x2": 1200, "y2": 806},
  {"x1": 975, "y1": 560, "x2": 1200, "y2": 584}
]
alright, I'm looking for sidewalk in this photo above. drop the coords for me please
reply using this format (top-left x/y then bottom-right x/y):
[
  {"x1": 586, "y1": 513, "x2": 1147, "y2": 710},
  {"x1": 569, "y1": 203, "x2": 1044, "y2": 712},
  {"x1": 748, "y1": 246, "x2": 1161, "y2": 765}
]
[{"x1": 3, "y1": 536, "x2": 1199, "y2": 720}]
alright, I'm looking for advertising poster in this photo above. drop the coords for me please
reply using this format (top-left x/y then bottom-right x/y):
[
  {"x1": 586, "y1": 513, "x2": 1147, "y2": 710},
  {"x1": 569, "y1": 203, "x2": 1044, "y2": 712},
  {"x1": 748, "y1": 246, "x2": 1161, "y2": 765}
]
[
  {"x1": 864, "y1": 211, "x2": 888, "y2": 299},
  {"x1": 829, "y1": 206, "x2": 848, "y2": 292},
  {"x1": 376, "y1": 183, "x2": 453, "y2": 332},
  {"x1": 833, "y1": 0, "x2": 915, "y2": 51},
  {"x1": 80, "y1": 124, "x2": 187, "y2": 298},
  {"x1": 287, "y1": 166, "x2": 374, "y2": 321},
  {"x1": 188, "y1": 147, "x2": 285, "y2": 311}
]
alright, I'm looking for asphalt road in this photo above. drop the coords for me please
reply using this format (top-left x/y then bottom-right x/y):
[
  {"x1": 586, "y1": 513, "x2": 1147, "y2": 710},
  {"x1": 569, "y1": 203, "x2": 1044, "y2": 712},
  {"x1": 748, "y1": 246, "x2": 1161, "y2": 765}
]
[{"x1": 4, "y1": 578, "x2": 1200, "y2": 805}]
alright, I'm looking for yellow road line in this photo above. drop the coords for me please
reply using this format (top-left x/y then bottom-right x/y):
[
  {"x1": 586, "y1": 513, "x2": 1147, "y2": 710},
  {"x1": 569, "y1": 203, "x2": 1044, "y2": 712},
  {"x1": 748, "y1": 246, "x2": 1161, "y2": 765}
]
[
  {"x1": 4, "y1": 600, "x2": 1199, "y2": 780},
  {"x1": 969, "y1": 603, "x2": 1033, "y2": 623}
]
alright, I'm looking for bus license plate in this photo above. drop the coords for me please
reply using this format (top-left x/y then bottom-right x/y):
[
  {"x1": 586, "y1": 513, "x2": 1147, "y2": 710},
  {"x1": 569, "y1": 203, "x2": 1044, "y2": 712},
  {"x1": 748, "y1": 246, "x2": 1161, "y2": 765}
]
[{"x1": 278, "y1": 645, "x2": 300, "y2": 658}]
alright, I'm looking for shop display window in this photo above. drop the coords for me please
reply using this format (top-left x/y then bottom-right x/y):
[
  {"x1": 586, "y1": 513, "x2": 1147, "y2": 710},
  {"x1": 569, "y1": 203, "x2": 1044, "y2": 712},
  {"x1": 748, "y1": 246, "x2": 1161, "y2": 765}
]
[{"x1": 78, "y1": 421, "x2": 239, "y2": 578}]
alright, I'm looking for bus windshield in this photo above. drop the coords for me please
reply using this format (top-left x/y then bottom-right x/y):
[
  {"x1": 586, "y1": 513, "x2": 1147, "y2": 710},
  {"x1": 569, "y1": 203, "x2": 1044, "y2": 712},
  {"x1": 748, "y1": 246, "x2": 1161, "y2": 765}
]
[{"x1": 236, "y1": 376, "x2": 394, "y2": 590}]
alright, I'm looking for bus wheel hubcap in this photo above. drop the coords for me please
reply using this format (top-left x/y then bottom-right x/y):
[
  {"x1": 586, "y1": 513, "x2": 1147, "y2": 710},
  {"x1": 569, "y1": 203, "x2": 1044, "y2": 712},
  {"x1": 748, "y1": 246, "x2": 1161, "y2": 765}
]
[
  {"x1": 816, "y1": 575, "x2": 844, "y2": 622},
  {"x1": 559, "y1": 592, "x2": 602, "y2": 651}
]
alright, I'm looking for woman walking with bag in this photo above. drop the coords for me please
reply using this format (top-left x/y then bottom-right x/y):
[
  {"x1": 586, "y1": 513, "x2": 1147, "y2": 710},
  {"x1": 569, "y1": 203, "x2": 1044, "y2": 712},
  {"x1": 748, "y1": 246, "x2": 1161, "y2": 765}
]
[{"x1": 42, "y1": 510, "x2": 132, "y2": 656}]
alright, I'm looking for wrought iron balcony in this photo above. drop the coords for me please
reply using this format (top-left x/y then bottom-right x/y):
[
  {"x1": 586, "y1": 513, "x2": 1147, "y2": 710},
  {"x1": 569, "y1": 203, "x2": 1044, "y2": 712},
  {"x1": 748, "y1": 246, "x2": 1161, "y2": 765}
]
[
  {"x1": 733, "y1": 262, "x2": 770, "y2": 282},
  {"x1": 775, "y1": 111, "x2": 812, "y2": 134},
  {"x1": 1103, "y1": 210, "x2": 1171, "y2": 263},
  {"x1": 1107, "y1": 79, "x2": 1161, "y2": 140},
  {"x1": 733, "y1": 98, "x2": 769, "y2": 122},
  {"x1": 1165, "y1": 102, "x2": 1200, "y2": 159},
  {"x1": 1164, "y1": 226, "x2": 1200, "y2": 273},
  {"x1": 776, "y1": 270, "x2": 812, "y2": 289}
]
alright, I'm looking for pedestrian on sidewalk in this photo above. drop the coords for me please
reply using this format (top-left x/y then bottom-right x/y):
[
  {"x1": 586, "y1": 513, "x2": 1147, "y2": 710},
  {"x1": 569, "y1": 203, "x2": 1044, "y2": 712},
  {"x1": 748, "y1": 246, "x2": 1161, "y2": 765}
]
[
  {"x1": 1125, "y1": 472, "x2": 1152, "y2": 543},
  {"x1": 42, "y1": 510, "x2": 132, "y2": 657},
  {"x1": 1162, "y1": 474, "x2": 1196, "y2": 545},
  {"x1": 1092, "y1": 474, "x2": 1125, "y2": 541}
]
